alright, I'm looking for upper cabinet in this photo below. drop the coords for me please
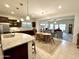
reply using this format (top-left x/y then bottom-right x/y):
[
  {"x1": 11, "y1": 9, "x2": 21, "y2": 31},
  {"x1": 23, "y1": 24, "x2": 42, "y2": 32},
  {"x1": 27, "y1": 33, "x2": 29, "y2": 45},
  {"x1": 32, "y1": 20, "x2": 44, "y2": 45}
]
[
  {"x1": 0, "y1": 16, "x2": 9, "y2": 23},
  {"x1": 9, "y1": 20, "x2": 21, "y2": 27},
  {"x1": 0, "y1": 16, "x2": 21, "y2": 27},
  {"x1": 32, "y1": 22, "x2": 36, "y2": 27}
]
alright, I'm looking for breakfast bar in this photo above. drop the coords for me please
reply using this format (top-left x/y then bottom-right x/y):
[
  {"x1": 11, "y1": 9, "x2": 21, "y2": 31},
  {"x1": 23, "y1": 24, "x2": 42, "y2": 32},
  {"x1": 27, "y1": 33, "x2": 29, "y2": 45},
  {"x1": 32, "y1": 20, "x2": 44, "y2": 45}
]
[{"x1": 1, "y1": 33, "x2": 35, "y2": 59}]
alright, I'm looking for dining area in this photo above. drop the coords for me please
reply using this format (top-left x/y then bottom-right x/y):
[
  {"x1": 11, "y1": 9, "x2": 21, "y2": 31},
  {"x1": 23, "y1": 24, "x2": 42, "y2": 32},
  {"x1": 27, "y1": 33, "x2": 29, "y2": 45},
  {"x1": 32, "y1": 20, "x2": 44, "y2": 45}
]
[
  {"x1": 34, "y1": 31, "x2": 61, "y2": 55},
  {"x1": 35, "y1": 32, "x2": 55, "y2": 44}
]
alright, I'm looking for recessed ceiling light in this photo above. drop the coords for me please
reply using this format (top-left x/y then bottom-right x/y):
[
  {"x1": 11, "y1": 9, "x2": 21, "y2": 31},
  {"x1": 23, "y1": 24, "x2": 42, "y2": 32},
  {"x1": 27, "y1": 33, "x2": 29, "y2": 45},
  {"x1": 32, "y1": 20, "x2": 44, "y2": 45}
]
[
  {"x1": 16, "y1": 7, "x2": 19, "y2": 10},
  {"x1": 21, "y1": 18, "x2": 24, "y2": 21},
  {"x1": 19, "y1": 3, "x2": 23, "y2": 6},
  {"x1": 58, "y1": 5, "x2": 62, "y2": 9},
  {"x1": 5, "y1": 4, "x2": 10, "y2": 8},
  {"x1": 11, "y1": 11, "x2": 14, "y2": 14}
]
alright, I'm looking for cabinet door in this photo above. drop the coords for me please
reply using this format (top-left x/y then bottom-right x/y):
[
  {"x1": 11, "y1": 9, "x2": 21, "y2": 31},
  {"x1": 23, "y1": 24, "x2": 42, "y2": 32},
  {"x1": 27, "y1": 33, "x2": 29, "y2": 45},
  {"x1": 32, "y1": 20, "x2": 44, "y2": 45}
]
[
  {"x1": 0, "y1": 17, "x2": 9, "y2": 23},
  {"x1": 4, "y1": 43, "x2": 28, "y2": 59},
  {"x1": 9, "y1": 20, "x2": 21, "y2": 27},
  {"x1": 32, "y1": 22, "x2": 36, "y2": 27}
]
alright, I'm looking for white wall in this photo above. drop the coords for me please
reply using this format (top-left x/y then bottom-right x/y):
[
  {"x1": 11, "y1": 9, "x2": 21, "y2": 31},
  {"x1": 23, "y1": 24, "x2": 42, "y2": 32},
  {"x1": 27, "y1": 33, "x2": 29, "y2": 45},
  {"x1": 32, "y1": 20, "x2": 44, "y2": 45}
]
[{"x1": 73, "y1": 12, "x2": 79, "y2": 43}]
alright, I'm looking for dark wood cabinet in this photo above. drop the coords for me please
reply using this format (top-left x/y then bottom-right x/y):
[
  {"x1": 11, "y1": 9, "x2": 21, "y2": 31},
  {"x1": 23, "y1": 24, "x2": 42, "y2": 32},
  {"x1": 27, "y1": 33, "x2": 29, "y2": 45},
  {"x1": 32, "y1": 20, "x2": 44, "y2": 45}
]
[
  {"x1": 0, "y1": 16, "x2": 21, "y2": 27},
  {"x1": 14, "y1": 30, "x2": 35, "y2": 35},
  {"x1": 32, "y1": 22, "x2": 36, "y2": 27},
  {"x1": 9, "y1": 20, "x2": 21, "y2": 27},
  {"x1": 4, "y1": 43, "x2": 28, "y2": 59},
  {"x1": 77, "y1": 33, "x2": 79, "y2": 48},
  {"x1": 0, "y1": 16, "x2": 9, "y2": 23}
]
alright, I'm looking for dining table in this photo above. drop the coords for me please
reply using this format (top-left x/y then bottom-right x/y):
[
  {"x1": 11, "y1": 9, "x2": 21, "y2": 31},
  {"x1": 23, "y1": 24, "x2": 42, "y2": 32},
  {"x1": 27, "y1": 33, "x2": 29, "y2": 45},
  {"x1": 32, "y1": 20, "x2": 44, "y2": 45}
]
[{"x1": 36, "y1": 32, "x2": 52, "y2": 43}]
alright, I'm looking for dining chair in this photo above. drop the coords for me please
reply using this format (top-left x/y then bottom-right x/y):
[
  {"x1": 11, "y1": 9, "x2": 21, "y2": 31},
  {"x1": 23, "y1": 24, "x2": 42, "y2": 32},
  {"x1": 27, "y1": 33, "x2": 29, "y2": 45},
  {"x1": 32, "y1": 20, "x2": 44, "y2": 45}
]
[
  {"x1": 32, "y1": 28, "x2": 37, "y2": 54},
  {"x1": 36, "y1": 34, "x2": 40, "y2": 40},
  {"x1": 50, "y1": 33, "x2": 55, "y2": 44}
]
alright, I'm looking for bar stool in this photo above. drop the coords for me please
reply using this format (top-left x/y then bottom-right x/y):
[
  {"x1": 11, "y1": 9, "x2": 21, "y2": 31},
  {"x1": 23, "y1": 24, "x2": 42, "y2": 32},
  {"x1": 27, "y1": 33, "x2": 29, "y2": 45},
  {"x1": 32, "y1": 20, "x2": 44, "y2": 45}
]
[{"x1": 32, "y1": 40, "x2": 36, "y2": 54}]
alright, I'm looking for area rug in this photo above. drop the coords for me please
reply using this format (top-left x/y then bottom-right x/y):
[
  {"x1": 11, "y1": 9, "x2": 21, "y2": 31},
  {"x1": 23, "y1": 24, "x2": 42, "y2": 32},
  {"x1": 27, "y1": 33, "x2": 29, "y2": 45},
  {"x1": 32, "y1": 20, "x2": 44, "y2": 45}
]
[{"x1": 35, "y1": 38, "x2": 61, "y2": 55}]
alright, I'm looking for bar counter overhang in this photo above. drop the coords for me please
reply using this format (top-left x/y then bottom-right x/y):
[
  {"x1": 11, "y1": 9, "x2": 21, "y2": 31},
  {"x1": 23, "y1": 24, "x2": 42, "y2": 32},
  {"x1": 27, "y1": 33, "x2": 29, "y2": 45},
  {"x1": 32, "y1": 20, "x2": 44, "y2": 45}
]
[{"x1": 1, "y1": 33, "x2": 35, "y2": 59}]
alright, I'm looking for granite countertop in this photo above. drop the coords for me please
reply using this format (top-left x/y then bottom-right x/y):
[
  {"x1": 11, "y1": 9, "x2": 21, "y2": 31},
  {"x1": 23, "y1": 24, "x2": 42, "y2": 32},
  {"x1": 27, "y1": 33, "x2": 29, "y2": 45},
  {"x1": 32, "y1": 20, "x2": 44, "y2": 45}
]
[
  {"x1": 36, "y1": 32, "x2": 51, "y2": 35},
  {"x1": 10, "y1": 27, "x2": 33, "y2": 32},
  {"x1": 1, "y1": 33, "x2": 35, "y2": 50}
]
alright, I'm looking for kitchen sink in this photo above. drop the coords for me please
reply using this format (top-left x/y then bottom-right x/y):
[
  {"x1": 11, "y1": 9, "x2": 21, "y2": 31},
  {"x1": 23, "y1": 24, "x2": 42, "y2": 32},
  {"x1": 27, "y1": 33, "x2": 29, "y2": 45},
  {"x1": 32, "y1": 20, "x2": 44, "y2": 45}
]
[{"x1": 3, "y1": 34, "x2": 14, "y2": 38}]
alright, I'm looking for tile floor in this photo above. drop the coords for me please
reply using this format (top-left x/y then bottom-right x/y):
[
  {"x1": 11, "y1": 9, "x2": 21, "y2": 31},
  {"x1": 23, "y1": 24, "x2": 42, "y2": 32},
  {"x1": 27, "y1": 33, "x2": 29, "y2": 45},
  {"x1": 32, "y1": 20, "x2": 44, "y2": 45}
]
[
  {"x1": 0, "y1": 39, "x2": 79, "y2": 59},
  {"x1": 62, "y1": 32, "x2": 73, "y2": 42},
  {"x1": 32, "y1": 40, "x2": 79, "y2": 59}
]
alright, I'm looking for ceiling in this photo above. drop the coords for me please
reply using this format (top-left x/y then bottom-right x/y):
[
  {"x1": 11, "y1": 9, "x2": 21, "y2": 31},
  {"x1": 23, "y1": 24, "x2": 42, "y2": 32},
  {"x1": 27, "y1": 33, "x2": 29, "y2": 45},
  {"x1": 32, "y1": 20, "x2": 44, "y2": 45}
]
[
  {"x1": 0, "y1": 0, "x2": 79, "y2": 19},
  {"x1": 48, "y1": 16, "x2": 75, "y2": 22}
]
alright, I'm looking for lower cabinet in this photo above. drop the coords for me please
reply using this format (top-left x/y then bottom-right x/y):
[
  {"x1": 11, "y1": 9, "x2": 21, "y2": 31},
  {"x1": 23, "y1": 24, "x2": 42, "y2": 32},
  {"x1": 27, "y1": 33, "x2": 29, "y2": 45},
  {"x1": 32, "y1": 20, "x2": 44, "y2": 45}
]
[
  {"x1": 3, "y1": 43, "x2": 28, "y2": 59},
  {"x1": 77, "y1": 33, "x2": 79, "y2": 48}
]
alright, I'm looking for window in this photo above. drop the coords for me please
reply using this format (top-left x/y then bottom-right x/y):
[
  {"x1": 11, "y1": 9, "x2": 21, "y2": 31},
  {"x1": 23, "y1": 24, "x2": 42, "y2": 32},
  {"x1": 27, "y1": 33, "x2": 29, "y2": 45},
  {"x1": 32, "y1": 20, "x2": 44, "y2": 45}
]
[
  {"x1": 40, "y1": 24, "x2": 45, "y2": 26},
  {"x1": 49, "y1": 24, "x2": 53, "y2": 29},
  {"x1": 22, "y1": 22, "x2": 32, "y2": 29},
  {"x1": 45, "y1": 24, "x2": 48, "y2": 28},
  {"x1": 55, "y1": 24, "x2": 58, "y2": 29},
  {"x1": 40, "y1": 23, "x2": 48, "y2": 28},
  {"x1": 59, "y1": 24, "x2": 66, "y2": 31},
  {"x1": 40, "y1": 21, "x2": 49, "y2": 28}
]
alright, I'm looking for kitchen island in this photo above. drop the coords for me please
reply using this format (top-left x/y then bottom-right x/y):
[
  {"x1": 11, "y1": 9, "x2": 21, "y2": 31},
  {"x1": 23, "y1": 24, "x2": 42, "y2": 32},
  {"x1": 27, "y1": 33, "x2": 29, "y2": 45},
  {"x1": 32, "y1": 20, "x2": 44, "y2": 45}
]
[
  {"x1": 10, "y1": 27, "x2": 35, "y2": 35},
  {"x1": 1, "y1": 33, "x2": 35, "y2": 59}
]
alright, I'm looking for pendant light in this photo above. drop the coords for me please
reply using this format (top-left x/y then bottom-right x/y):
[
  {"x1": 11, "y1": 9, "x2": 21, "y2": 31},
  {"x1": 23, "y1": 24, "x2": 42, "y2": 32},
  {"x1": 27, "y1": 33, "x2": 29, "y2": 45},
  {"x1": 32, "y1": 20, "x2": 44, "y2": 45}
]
[{"x1": 26, "y1": 0, "x2": 30, "y2": 20}]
